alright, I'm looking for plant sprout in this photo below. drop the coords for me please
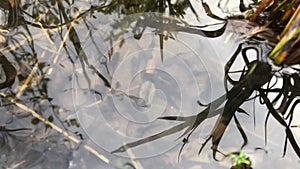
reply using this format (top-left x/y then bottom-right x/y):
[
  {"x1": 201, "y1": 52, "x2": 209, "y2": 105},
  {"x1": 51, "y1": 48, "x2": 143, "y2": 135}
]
[{"x1": 228, "y1": 150, "x2": 252, "y2": 169}]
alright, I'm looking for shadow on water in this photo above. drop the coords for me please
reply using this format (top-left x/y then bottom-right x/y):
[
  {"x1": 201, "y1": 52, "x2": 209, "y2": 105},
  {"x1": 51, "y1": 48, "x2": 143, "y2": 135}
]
[{"x1": 0, "y1": 0, "x2": 299, "y2": 169}]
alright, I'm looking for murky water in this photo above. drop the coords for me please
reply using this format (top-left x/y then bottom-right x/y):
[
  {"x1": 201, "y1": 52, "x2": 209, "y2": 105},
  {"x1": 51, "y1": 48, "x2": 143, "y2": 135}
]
[{"x1": 0, "y1": 1, "x2": 299, "y2": 169}]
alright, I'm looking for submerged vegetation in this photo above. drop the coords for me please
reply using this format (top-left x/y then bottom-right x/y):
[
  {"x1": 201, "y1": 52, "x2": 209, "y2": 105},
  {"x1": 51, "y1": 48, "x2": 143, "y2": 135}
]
[
  {"x1": 0, "y1": 0, "x2": 299, "y2": 168},
  {"x1": 111, "y1": 0, "x2": 300, "y2": 162}
]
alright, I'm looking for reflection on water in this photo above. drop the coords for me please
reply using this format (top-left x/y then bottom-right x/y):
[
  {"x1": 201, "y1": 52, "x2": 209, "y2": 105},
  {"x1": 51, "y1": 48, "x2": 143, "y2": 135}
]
[
  {"x1": 72, "y1": 18, "x2": 213, "y2": 159},
  {"x1": 0, "y1": 0, "x2": 299, "y2": 169}
]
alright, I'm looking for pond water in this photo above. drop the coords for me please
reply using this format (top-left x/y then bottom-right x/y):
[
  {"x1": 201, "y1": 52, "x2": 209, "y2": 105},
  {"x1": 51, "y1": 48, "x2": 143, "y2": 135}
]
[{"x1": 0, "y1": 1, "x2": 299, "y2": 169}]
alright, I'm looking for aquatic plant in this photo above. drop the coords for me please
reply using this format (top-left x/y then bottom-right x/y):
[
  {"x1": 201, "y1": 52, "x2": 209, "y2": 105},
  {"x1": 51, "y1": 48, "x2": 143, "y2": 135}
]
[
  {"x1": 228, "y1": 150, "x2": 252, "y2": 169},
  {"x1": 0, "y1": 0, "x2": 299, "y2": 168}
]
